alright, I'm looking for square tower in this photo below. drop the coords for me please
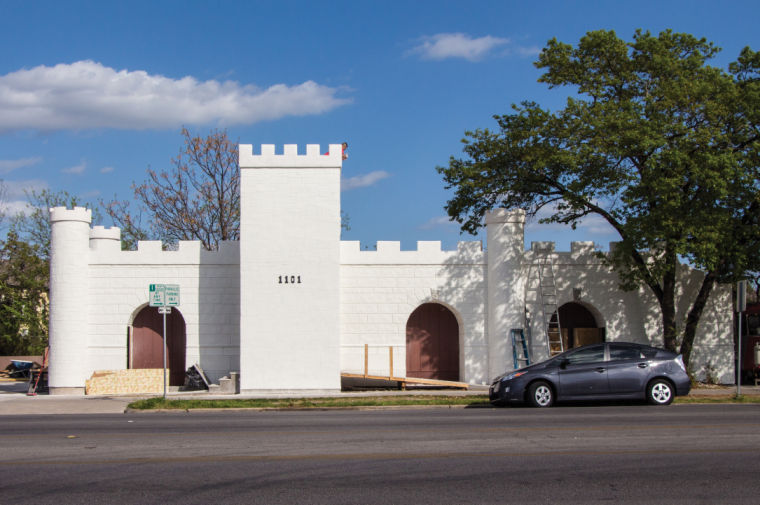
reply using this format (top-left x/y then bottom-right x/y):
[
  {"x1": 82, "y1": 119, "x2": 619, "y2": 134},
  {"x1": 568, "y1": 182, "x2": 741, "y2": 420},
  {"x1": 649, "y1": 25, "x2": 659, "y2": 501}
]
[{"x1": 239, "y1": 144, "x2": 343, "y2": 392}]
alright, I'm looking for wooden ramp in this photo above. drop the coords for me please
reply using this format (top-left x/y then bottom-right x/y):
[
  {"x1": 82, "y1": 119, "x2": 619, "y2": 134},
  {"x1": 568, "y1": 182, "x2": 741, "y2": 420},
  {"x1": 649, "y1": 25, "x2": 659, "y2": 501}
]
[
  {"x1": 341, "y1": 373, "x2": 469, "y2": 390},
  {"x1": 342, "y1": 344, "x2": 469, "y2": 390}
]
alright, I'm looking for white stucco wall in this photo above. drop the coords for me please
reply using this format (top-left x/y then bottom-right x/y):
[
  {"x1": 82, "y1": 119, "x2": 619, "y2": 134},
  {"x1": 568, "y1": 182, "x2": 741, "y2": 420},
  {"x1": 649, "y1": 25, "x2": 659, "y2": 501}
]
[
  {"x1": 339, "y1": 240, "x2": 488, "y2": 384},
  {"x1": 522, "y1": 241, "x2": 734, "y2": 383},
  {"x1": 87, "y1": 239, "x2": 240, "y2": 384}
]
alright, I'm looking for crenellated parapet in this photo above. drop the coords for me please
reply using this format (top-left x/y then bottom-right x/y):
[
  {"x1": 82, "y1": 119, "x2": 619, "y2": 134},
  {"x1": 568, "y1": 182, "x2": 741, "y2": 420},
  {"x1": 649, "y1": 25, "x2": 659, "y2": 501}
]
[
  {"x1": 239, "y1": 144, "x2": 343, "y2": 168},
  {"x1": 525, "y1": 240, "x2": 603, "y2": 265},
  {"x1": 49, "y1": 205, "x2": 91, "y2": 224},
  {"x1": 340, "y1": 240, "x2": 484, "y2": 265},
  {"x1": 89, "y1": 239, "x2": 240, "y2": 265}
]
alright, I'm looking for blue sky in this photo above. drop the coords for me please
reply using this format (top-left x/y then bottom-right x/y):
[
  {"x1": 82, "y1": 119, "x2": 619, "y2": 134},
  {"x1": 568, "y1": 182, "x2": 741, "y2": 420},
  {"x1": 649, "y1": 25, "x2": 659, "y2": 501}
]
[{"x1": 1, "y1": 0, "x2": 759, "y2": 251}]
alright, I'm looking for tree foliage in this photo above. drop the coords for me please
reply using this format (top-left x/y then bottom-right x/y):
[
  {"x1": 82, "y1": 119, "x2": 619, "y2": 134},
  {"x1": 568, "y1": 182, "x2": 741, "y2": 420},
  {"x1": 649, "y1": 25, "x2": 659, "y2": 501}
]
[
  {"x1": 11, "y1": 188, "x2": 101, "y2": 259},
  {"x1": 0, "y1": 189, "x2": 100, "y2": 354},
  {"x1": 0, "y1": 230, "x2": 48, "y2": 355},
  {"x1": 438, "y1": 30, "x2": 760, "y2": 364},
  {"x1": 104, "y1": 128, "x2": 240, "y2": 250}
]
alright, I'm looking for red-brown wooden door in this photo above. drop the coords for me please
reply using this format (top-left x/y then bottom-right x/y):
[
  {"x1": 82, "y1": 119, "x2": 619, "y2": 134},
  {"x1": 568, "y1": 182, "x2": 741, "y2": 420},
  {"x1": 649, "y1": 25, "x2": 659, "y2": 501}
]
[
  {"x1": 131, "y1": 306, "x2": 186, "y2": 386},
  {"x1": 406, "y1": 303, "x2": 459, "y2": 381}
]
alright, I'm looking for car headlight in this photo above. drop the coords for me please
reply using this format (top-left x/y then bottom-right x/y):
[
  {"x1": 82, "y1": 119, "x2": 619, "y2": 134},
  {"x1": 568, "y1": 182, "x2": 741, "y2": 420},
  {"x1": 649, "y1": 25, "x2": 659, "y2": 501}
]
[{"x1": 501, "y1": 371, "x2": 527, "y2": 382}]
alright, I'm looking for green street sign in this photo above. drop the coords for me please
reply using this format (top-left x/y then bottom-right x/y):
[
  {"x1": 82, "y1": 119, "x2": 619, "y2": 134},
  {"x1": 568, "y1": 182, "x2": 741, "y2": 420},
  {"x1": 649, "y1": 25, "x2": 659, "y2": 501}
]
[
  {"x1": 149, "y1": 284, "x2": 180, "y2": 307},
  {"x1": 165, "y1": 284, "x2": 180, "y2": 307}
]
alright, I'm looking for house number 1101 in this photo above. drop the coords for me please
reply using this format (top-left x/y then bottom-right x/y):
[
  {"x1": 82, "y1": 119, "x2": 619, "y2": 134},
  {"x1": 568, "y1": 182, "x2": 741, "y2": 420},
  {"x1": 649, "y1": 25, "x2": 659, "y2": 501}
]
[{"x1": 278, "y1": 275, "x2": 302, "y2": 284}]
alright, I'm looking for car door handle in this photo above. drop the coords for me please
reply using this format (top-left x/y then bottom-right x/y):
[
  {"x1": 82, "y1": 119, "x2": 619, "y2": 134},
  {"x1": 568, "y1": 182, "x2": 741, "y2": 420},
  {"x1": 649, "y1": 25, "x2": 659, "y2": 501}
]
[
  {"x1": 595, "y1": 367, "x2": 605, "y2": 373},
  {"x1": 638, "y1": 363, "x2": 648, "y2": 368}
]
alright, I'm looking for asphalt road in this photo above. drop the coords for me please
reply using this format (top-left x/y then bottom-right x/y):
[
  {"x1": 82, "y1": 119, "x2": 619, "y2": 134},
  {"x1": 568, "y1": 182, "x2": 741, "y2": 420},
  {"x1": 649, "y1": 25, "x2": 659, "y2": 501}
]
[{"x1": 1, "y1": 404, "x2": 759, "y2": 504}]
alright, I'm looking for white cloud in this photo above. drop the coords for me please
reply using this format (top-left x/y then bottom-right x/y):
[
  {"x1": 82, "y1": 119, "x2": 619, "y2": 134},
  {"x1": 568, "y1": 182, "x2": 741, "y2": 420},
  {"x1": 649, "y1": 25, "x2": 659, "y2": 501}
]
[
  {"x1": 341, "y1": 170, "x2": 390, "y2": 191},
  {"x1": 0, "y1": 60, "x2": 352, "y2": 132},
  {"x1": 62, "y1": 162, "x2": 86, "y2": 175},
  {"x1": 100, "y1": 166, "x2": 115, "y2": 174},
  {"x1": 0, "y1": 179, "x2": 47, "y2": 217},
  {"x1": 0, "y1": 156, "x2": 42, "y2": 174},
  {"x1": 3, "y1": 179, "x2": 47, "y2": 200},
  {"x1": 516, "y1": 45, "x2": 542, "y2": 57},
  {"x1": 409, "y1": 33, "x2": 509, "y2": 61},
  {"x1": 418, "y1": 216, "x2": 458, "y2": 230}
]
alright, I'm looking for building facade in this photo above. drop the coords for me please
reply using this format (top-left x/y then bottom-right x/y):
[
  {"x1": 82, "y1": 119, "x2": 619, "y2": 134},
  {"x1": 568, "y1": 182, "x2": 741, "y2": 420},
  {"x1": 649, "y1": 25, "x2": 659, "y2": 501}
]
[{"x1": 46, "y1": 144, "x2": 734, "y2": 394}]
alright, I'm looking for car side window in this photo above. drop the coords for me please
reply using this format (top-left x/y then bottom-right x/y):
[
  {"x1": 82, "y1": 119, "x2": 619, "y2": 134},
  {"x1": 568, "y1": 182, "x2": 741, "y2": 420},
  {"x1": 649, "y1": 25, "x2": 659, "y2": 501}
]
[
  {"x1": 609, "y1": 344, "x2": 644, "y2": 361},
  {"x1": 565, "y1": 345, "x2": 605, "y2": 365}
]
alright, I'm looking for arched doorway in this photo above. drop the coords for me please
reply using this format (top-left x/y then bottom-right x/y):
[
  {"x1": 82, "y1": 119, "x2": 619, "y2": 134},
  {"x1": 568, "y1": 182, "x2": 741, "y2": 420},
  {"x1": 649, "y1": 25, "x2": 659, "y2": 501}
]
[
  {"x1": 130, "y1": 306, "x2": 186, "y2": 386},
  {"x1": 552, "y1": 302, "x2": 604, "y2": 349},
  {"x1": 406, "y1": 303, "x2": 459, "y2": 381}
]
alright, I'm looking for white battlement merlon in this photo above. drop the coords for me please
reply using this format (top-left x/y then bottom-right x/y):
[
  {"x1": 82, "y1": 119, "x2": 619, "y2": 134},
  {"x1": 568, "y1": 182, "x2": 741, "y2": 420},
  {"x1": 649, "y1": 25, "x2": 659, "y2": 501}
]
[
  {"x1": 49, "y1": 206, "x2": 92, "y2": 395},
  {"x1": 531, "y1": 241, "x2": 556, "y2": 253},
  {"x1": 239, "y1": 144, "x2": 342, "y2": 392}
]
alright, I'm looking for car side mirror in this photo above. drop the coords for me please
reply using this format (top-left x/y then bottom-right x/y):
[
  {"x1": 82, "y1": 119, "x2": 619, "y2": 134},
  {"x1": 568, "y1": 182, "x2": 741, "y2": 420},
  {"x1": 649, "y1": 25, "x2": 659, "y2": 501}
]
[{"x1": 559, "y1": 358, "x2": 569, "y2": 370}]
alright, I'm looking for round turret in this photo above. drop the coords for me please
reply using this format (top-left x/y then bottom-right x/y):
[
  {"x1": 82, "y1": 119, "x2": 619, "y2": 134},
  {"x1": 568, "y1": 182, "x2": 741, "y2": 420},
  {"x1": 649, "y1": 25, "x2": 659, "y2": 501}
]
[{"x1": 48, "y1": 206, "x2": 92, "y2": 395}]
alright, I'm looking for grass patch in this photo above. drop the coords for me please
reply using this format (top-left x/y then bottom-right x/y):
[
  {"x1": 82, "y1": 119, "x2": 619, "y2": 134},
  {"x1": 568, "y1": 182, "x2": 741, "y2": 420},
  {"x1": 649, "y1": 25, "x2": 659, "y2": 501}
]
[
  {"x1": 675, "y1": 395, "x2": 760, "y2": 404},
  {"x1": 128, "y1": 395, "x2": 492, "y2": 410},
  {"x1": 127, "y1": 394, "x2": 760, "y2": 411}
]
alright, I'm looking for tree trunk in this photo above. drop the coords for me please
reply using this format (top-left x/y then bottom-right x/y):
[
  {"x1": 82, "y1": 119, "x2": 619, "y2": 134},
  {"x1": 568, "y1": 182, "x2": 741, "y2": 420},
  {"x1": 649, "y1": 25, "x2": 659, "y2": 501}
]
[
  {"x1": 679, "y1": 270, "x2": 717, "y2": 367},
  {"x1": 661, "y1": 249, "x2": 678, "y2": 352}
]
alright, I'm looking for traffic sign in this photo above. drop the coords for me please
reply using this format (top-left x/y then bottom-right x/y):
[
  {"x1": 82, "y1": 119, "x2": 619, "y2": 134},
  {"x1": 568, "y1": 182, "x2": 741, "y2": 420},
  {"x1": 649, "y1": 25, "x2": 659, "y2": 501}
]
[
  {"x1": 149, "y1": 284, "x2": 180, "y2": 307},
  {"x1": 165, "y1": 284, "x2": 180, "y2": 306},
  {"x1": 149, "y1": 284, "x2": 165, "y2": 307},
  {"x1": 158, "y1": 307, "x2": 172, "y2": 314}
]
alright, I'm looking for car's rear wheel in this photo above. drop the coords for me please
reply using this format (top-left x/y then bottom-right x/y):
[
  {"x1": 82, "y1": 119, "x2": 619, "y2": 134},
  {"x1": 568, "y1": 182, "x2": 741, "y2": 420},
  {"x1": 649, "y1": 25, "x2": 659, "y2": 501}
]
[
  {"x1": 528, "y1": 381, "x2": 554, "y2": 408},
  {"x1": 647, "y1": 379, "x2": 674, "y2": 405}
]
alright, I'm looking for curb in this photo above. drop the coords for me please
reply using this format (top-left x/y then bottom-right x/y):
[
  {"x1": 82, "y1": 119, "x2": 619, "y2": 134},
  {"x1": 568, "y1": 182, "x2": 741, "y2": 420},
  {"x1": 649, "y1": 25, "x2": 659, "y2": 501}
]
[{"x1": 124, "y1": 403, "x2": 493, "y2": 414}]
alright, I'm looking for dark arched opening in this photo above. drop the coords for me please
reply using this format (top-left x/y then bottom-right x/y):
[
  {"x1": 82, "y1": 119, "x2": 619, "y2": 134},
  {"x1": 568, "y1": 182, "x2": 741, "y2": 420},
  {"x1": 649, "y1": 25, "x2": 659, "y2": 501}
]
[
  {"x1": 551, "y1": 302, "x2": 605, "y2": 349},
  {"x1": 405, "y1": 303, "x2": 459, "y2": 381},
  {"x1": 130, "y1": 306, "x2": 186, "y2": 386}
]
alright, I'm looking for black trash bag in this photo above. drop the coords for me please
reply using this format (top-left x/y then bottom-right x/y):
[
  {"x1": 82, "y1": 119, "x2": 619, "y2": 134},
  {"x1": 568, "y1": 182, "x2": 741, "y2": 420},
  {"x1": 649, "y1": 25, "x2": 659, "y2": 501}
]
[{"x1": 183, "y1": 364, "x2": 209, "y2": 390}]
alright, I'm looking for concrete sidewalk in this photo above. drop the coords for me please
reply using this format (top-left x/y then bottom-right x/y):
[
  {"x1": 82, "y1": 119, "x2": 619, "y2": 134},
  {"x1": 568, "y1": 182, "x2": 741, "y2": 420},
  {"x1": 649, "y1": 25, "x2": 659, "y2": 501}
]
[
  {"x1": 1, "y1": 379, "x2": 757, "y2": 416},
  {"x1": 0, "y1": 380, "x2": 489, "y2": 415}
]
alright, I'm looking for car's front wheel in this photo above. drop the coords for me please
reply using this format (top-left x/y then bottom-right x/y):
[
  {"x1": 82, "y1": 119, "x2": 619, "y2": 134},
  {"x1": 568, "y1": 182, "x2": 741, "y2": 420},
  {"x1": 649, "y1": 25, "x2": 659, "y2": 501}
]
[
  {"x1": 527, "y1": 381, "x2": 554, "y2": 408},
  {"x1": 647, "y1": 379, "x2": 674, "y2": 405}
]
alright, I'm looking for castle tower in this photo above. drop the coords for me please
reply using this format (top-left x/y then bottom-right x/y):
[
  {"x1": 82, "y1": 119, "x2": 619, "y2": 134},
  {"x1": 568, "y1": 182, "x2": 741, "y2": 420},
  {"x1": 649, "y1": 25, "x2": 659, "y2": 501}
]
[
  {"x1": 486, "y1": 208, "x2": 526, "y2": 378},
  {"x1": 238, "y1": 144, "x2": 343, "y2": 392},
  {"x1": 48, "y1": 206, "x2": 92, "y2": 395},
  {"x1": 89, "y1": 225, "x2": 121, "y2": 252}
]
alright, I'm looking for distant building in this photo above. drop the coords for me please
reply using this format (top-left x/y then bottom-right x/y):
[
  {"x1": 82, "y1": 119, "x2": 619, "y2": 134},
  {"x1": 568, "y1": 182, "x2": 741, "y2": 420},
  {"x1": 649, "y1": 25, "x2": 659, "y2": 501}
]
[{"x1": 46, "y1": 144, "x2": 734, "y2": 395}]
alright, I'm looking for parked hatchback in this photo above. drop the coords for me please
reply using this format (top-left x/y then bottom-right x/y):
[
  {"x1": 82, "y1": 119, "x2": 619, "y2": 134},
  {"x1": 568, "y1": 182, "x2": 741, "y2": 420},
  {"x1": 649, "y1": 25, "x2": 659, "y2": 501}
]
[{"x1": 489, "y1": 342, "x2": 690, "y2": 407}]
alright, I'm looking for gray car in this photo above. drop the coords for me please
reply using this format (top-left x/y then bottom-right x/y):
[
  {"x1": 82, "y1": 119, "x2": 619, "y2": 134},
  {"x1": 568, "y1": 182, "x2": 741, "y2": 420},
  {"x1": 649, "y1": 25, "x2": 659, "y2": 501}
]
[{"x1": 489, "y1": 342, "x2": 691, "y2": 407}]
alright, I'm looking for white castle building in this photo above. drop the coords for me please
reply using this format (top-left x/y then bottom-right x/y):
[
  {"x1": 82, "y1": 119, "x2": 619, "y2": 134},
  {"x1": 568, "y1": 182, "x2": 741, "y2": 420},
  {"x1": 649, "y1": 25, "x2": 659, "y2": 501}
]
[{"x1": 46, "y1": 144, "x2": 734, "y2": 395}]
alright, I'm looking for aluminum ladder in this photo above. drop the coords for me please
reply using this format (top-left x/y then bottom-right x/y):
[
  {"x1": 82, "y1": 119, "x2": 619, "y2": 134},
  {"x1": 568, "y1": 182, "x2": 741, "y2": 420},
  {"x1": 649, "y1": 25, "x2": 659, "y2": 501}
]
[
  {"x1": 511, "y1": 328, "x2": 530, "y2": 369},
  {"x1": 537, "y1": 253, "x2": 564, "y2": 356}
]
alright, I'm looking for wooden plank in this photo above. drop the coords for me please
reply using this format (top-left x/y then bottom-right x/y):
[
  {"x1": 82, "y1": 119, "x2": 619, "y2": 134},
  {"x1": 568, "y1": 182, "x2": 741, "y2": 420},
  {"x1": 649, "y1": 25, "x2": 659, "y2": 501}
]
[
  {"x1": 389, "y1": 346, "x2": 393, "y2": 379},
  {"x1": 341, "y1": 373, "x2": 469, "y2": 390}
]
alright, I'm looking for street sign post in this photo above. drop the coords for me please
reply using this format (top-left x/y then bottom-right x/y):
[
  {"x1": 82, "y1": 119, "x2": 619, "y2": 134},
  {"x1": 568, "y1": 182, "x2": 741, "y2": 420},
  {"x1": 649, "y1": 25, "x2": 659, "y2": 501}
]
[{"x1": 148, "y1": 284, "x2": 180, "y2": 398}]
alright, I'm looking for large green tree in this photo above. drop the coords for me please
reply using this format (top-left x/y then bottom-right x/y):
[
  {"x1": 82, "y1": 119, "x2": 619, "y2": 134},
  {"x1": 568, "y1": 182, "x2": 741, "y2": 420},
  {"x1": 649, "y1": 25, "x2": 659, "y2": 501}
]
[
  {"x1": 438, "y1": 30, "x2": 760, "y2": 365},
  {"x1": 1, "y1": 190, "x2": 100, "y2": 354},
  {"x1": 0, "y1": 230, "x2": 49, "y2": 355}
]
